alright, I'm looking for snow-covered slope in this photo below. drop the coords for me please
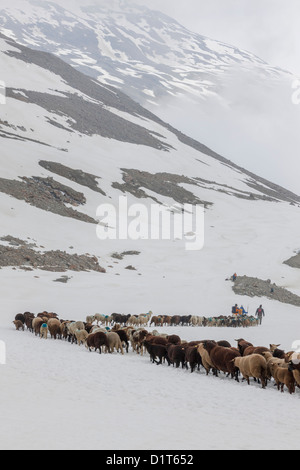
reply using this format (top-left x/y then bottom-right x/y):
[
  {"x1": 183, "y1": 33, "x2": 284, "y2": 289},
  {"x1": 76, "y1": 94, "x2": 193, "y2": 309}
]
[
  {"x1": 0, "y1": 0, "x2": 290, "y2": 103},
  {"x1": 0, "y1": 30, "x2": 300, "y2": 450}
]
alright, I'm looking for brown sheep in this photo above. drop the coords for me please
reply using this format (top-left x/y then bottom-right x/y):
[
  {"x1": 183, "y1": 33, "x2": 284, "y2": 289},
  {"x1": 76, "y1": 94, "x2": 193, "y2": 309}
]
[
  {"x1": 262, "y1": 351, "x2": 287, "y2": 380},
  {"x1": 145, "y1": 334, "x2": 168, "y2": 346},
  {"x1": 144, "y1": 340, "x2": 170, "y2": 365},
  {"x1": 270, "y1": 362, "x2": 295, "y2": 394},
  {"x1": 235, "y1": 338, "x2": 253, "y2": 356},
  {"x1": 184, "y1": 345, "x2": 202, "y2": 373},
  {"x1": 15, "y1": 313, "x2": 25, "y2": 324},
  {"x1": 150, "y1": 316, "x2": 163, "y2": 327},
  {"x1": 24, "y1": 312, "x2": 35, "y2": 332},
  {"x1": 13, "y1": 320, "x2": 24, "y2": 331},
  {"x1": 269, "y1": 344, "x2": 286, "y2": 360},
  {"x1": 86, "y1": 333, "x2": 96, "y2": 352},
  {"x1": 170, "y1": 315, "x2": 181, "y2": 326},
  {"x1": 288, "y1": 355, "x2": 300, "y2": 389},
  {"x1": 130, "y1": 329, "x2": 148, "y2": 355},
  {"x1": 115, "y1": 330, "x2": 130, "y2": 353},
  {"x1": 48, "y1": 318, "x2": 62, "y2": 340},
  {"x1": 203, "y1": 341, "x2": 240, "y2": 380},
  {"x1": 32, "y1": 317, "x2": 44, "y2": 336},
  {"x1": 93, "y1": 332, "x2": 109, "y2": 354},
  {"x1": 166, "y1": 344, "x2": 186, "y2": 369},
  {"x1": 233, "y1": 354, "x2": 268, "y2": 388},
  {"x1": 243, "y1": 346, "x2": 270, "y2": 357},
  {"x1": 166, "y1": 334, "x2": 181, "y2": 345}
]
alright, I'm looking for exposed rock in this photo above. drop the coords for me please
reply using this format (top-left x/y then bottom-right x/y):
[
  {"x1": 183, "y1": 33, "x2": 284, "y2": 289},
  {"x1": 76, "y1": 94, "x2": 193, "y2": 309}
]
[
  {"x1": 232, "y1": 275, "x2": 300, "y2": 307},
  {"x1": 113, "y1": 169, "x2": 212, "y2": 207},
  {"x1": 283, "y1": 253, "x2": 300, "y2": 269},
  {"x1": 111, "y1": 250, "x2": 141, "y2": 260},
  {"x1": 0, "y1": 176, "x2": 97, "y2": 224},
  {"x1": 0, "y1": 242, "x2": 106, "y2": 273},
  {"x1": 53, "y1": 275, "x2": 72, "y2": 283},
  {"x1": 39, "y1": 160, "x2": 106, "y2": 195}
]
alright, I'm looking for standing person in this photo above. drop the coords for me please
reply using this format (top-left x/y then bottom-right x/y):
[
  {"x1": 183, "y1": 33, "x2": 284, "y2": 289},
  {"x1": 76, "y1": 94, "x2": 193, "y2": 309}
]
[{"x1": 255, "y1": 305, "x2": 265, "y2": 325}]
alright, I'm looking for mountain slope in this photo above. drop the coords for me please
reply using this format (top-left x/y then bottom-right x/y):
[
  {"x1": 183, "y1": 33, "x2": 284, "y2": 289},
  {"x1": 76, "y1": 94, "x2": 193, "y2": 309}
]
[
  {"x1": 0, "y1": 31, "x2": 299, "y2": 298},
  {"x1": 1, "y1": 0, "x2": 298, "y2": 195}
]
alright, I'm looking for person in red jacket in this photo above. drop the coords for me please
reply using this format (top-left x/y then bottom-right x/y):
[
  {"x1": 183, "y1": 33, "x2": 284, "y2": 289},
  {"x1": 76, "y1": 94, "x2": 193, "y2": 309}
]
[{"x1": 255, "y1": 305, "x2": 265, "y2": 325}]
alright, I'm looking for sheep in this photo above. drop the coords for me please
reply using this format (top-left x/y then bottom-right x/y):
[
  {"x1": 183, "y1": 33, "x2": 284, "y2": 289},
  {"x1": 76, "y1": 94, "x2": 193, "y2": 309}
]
[
  {"x1": 184, "y1": 345, "x2": 202, "y2": 373},
  {"x1": 111, "y1": 313, "x2": 131, "y2": 326},
  {"x1": 86, "y1": 333, "x2": 96, "y2": 352},
  {"x1": 137, "y1": 314, "x2": 150, "y2": 328},
  {"x1": 86, "y1": 315, "x2": 95, "y2": 325},
  {"x1": 203, "y1": 341, "x2": 240, "y2": 380},
  {"x1": 115, "y1": 329, "x2": 130, "y2": 353},
  {"x1": 269, "y1": 344, "x2": 286, "y2": 360},
  {"x1": 217, "y1": 340, "x2": 231, "y2": 348},
  {"x1": 75, "y1": 329, "x2": 89, "y2": 347},
  {"x1": 166, "y1": 344, "x2": 186, "y2": 369},
  {"x1": 150, "y1": 316, "x2": 163, "y2": 327},
  {"x1": 105, "y1": 332, "x2": 124, "y2": 354},
  {"x1": 189, "y1": 315, "x2": 198, "y2": 327},
  {"x1": 130, "y1": 329, "x2": 148, "y2": 355},
  {"x1": 143, "y1": 340, "x2": 170, "y2": 365},
  {"x1": 288, "y1": 354, "x2": 300, "y2": 389},
  {"x1": 93, "y1": 332, "x2": 109, "y2": 354},
  {"x1": 166, "y1": 334, "x2": 181, "y2": 345},
  {"x1": 270, "y1": 362, "x2": 295, "y2": 394},
  {"x1": 235, "y1": 338, "x2": 253, "y2": 356},
  {"x1": 13, "y1": 320, "x2": 24, "y2": 331},
  {"x1": 262, "y1": 351, "x2": 288, "y2": 380},
  {"x1": 162, "y1": 315, "x2": 171, "y2": 326},
  {"x1": 197, "y1": 343, "x2": 216, "y2": 375},
  {"x1": 233, "y1": 354, "x2": 268, "y2": 388},
  {"x1": 243, "y1": 346, "x2": 270, "y2": 357},
  {"x1": 61, "y1": 321, "x2": 71, "y2": 341},
  {"x1": 48, "y1": 318, "x2": 62, "y2": 340},
  {"x1": 32, "y1": 317, "x2": 44, "y2": 336},
  {"x1": 145, "y1": 334, "x2": 168, "y2": 346},
  {"x1": 67, "y1": 321, "x2": 85, "y2": 343},
  {"x1": 15, "y1": 313, "x2": 25, "y2": 324},
  {"x1": 126, "y1": 315, "x2": 138, "y2": 327},
  {"x1": 40, "y1": 323, "x2": 48, "y2": 339},
  {"x1": 24, "y1": 312, "x2": 35, "y2": 332},
  {"x1": 94, "y1": 313, "x2": 104, "y2": 325}
]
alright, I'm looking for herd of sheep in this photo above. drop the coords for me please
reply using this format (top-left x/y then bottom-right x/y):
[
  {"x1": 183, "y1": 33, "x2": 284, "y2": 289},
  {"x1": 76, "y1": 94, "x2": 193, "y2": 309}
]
[{"x1": 12, "y1": 310, "x2": 300, "y2": 396}]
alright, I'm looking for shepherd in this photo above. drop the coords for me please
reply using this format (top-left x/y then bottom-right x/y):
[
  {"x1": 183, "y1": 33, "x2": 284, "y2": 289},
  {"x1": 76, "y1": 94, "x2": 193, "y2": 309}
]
[{"x1": 255, "y1": 305, "x2": 265, "y2": 325}]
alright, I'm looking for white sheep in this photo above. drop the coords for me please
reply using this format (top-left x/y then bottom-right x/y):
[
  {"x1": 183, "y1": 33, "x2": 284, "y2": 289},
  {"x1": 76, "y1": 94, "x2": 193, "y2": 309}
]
[
  {"x1": 40, "y1": 323, "x2": 48, "y2": 340},
  {"x1": 105, "y1": 332, "x2": 124, "y2": 354},
  {"x1": 75, "y1": 329, "x2": 89, "y2": 346}
]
